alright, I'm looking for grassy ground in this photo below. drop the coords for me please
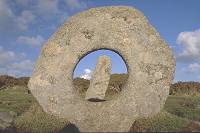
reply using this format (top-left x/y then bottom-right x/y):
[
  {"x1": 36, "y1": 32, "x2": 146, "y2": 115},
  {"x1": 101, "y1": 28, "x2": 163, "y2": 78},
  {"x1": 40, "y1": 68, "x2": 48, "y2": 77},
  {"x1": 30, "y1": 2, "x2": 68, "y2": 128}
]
[
  {"x1": 164, "y1": 95, "x2": 200, "y2": 122},
  {"x1": 130, "y1": 95, "x2": 200, "y2": 132},
  {"x1": 0, "y1": 86, "x2": 36, "y2": 115},
  {"x1": 0, "y1": 85, "x2": 200, "y2": 132},
  {"x1": 15, "y1": 104, "x2": 69, "y2": 133},
  {"x1": 130, "y1": 111, "x2": 189, "y2": 132}
]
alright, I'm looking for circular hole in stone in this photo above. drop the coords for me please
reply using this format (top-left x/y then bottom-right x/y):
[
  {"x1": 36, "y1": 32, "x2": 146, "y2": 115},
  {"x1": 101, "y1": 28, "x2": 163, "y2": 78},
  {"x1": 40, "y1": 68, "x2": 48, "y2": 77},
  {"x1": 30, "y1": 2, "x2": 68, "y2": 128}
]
[{"x1": 73, "y1": 49, "x2": 128, "y2": 101}]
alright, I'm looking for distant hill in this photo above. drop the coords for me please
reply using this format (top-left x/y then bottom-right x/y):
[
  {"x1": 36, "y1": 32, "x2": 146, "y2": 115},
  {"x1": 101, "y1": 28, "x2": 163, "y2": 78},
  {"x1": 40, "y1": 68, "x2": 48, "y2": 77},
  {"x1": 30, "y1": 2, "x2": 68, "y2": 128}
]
[
  {"x1": 1, "y1": 74, "x2": 200, "y2": 96},
  {"x1": 0, "y1": 75, "x2": 29, "y2": 88},
  {"x1": 74, "y1": 74, "x2": 200, "y2": 96},
  {"x1": 170, "y1": 81, "x2": 200, "y2": 96}
]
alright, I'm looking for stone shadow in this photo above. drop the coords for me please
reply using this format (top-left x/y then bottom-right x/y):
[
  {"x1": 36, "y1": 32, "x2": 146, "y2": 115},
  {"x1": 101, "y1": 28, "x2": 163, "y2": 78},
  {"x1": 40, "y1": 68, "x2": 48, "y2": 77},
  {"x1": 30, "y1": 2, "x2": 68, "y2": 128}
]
[{"x1": 57, "y1": 123, "x2": 80, "y2": 133}]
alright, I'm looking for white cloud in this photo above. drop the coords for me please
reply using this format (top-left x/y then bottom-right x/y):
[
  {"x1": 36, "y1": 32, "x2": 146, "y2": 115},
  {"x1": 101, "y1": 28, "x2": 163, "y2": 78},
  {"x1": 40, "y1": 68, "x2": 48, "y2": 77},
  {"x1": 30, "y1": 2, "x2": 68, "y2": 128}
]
[
  {"x1": 17, "y1": 10, "x2": 35, "y2": 30},
  {"x1": 80, "y1": 68, "x2": 92, "y2": 80},
  {"x1": 0, "y1": 46, "x2": 16, "y2": 67},
  {"x1": 9, "y1": 60, "x2": 34, "y2": 72},
  {"x1": 36, "y1": 0, "x2": 60, "y2": 16},
  {"x1": 65, "y1": 0, "x2": 87, "y2": 10},
  {"x1": 0, "y1": 0, "x2": 88, "y2": 34},
  {"x1": 0, "y1": 46, "x2": 34, "y2": 77},
  {"x1": 85, "y1": 68, "x2": 92, "y2": 74},
  {"x1": 17, "y1": 35, "x2": 45, "y2": 47},
  {"x1": 0, "y1": 0, "x2": 16, "y2": 32},
  {"x1": 176, "y1": 28, "x2": 200, "y2": 62},
  {"x1": 182, "y1": 63, "x2": 200, "y2": 73},
  {"x1": 0, "y1": 0, "x2": 35, "y2": 33},
  {"x1": 15, "y1": 0, "x2": 29, "y2": 6}
]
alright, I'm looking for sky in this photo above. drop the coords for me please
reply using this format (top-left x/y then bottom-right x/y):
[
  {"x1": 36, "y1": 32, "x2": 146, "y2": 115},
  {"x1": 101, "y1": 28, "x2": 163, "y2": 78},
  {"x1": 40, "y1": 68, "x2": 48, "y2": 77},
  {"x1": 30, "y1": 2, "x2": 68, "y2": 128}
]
[
  {"x1": 74, "y1": 50, "x2": 128, "y2": 79},
  {"x1": 0, "y1": 0, "x2": 200, "y2": 82}
]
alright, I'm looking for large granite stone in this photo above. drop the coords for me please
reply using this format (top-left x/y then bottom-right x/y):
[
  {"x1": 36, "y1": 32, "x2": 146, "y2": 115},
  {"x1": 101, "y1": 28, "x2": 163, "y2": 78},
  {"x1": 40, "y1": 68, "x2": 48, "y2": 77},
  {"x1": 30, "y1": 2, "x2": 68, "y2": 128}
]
[
  {"x1": 85, "y1": 55, "x2": 111, "y2": 101},
  {"x1": 28, "y1": 6, "x2": 175, "y2": 132}
]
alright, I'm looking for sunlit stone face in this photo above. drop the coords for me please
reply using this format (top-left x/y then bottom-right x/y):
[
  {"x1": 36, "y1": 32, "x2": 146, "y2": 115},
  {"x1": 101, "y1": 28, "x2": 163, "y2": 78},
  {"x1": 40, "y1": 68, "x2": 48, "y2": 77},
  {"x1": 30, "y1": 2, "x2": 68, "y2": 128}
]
[{"x1": 85, "y1": 55, "x2": 111, "y2": 102}]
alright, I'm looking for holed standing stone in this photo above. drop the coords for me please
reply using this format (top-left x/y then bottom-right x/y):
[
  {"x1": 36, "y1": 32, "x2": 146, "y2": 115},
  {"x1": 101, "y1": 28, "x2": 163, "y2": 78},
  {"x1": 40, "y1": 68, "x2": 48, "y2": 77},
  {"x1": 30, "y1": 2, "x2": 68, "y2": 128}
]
[{"x1": 28, "y1": 6, "x2": 175, "y2": 132}]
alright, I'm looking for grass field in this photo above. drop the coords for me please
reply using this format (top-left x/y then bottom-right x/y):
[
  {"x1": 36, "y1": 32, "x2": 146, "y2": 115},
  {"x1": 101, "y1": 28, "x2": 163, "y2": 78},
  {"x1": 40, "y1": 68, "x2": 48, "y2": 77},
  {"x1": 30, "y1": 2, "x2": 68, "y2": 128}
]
[
  {"x1": 0, "y1": 85, "x2": 200, "y2": 132},
  {"x1": 165, "y1": 96, "x2": 200, "y2": 122},
  {"x1": 130, "y1": 111, "x2": 189, "y2": 132},
  {"x1": 0, "y1": 86, "x2": 36, "y2": 114},
  {"x1": 15, "y1": 104, "x2": 69, "y2": 133}
]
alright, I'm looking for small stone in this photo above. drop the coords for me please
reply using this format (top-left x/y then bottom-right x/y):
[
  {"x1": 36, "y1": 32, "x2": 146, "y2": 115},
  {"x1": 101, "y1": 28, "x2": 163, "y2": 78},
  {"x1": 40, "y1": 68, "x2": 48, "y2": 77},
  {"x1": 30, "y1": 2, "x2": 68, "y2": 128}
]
[{"x1": 85, "y1": 55, "x2": 111, "y2": 101}]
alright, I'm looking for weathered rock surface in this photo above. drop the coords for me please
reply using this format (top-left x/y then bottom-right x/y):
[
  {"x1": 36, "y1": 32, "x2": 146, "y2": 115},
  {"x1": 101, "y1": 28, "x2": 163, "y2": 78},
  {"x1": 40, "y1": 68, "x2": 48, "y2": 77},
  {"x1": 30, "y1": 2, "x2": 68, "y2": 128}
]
[
  {"x1": 28, "y1": 6, "x2": 175, "y2": 132},
  {"x1": 85, "y1": 55, "x2": 111, "y2": 101}
]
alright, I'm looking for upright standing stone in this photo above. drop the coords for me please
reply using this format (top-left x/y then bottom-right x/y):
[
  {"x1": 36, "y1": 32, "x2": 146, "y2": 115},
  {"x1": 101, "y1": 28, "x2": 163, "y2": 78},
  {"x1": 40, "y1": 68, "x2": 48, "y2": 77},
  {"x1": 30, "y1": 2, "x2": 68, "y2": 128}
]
[{"x1": 85, "y1": 55, "x2": 111, "y2": 101}]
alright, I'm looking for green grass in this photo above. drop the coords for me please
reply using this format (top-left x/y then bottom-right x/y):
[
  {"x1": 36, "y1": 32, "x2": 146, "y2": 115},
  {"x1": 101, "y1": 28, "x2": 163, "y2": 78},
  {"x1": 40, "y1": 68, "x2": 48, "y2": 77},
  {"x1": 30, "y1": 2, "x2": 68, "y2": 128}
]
[
  {"x1": 164, "y1": 95, "x2": 200, "y2": 121},
  {"x1": 14, "y1": 103, "x2": 69, "y2": 133},
  {"x1": 1, "y1": 85, "x2": 200, "y2": 132},
  {"x1": 15, "y1": 105, "x2": 190, "y2": 133},
  {"x1": 0, "y1": 86, "x2": 69, "y2": 133},
  {"x1": 0, "y1": 86, "x2": 36, "y2": 115},
  {"x1": 130, "y1": 111, "x2": 190, "y2": 132}
]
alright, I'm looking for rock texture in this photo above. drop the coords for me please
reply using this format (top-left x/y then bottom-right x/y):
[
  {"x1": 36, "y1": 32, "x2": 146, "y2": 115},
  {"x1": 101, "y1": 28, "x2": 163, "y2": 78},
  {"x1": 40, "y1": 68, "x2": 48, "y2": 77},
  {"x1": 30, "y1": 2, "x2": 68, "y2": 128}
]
[
  {"x1": 85, "y1": 55, "x2": 111, "y2": 101},
  {"x1": 28, "y1": 6, "x2": 175, "y2": 132}
]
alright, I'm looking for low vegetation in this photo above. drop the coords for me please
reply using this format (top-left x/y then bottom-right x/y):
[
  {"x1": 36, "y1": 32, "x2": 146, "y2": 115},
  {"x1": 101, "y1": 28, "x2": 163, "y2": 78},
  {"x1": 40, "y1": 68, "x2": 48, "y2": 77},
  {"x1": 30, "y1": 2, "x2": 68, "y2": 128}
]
[
  {"x1": 0, "y1": 75, "x2": 29, "y2": 89},
  {"x1": 130, "y1": 111, "x2": 189, "y2": 132},
  {"x1": 15, "y1": 103, "x2": 69, "y2": 133},
  {"x1": 164, "y1": 95, "x2": 200, "y2": 121},
  {"x1": 0, "y1": 74, "x2": 200, "y2": 132},
  {"x1": 0, "y1": 86, "x2": 35, "y2": 114},
  {"x1": 170, "y1": 81, "x2": 200, "y2": 96}
]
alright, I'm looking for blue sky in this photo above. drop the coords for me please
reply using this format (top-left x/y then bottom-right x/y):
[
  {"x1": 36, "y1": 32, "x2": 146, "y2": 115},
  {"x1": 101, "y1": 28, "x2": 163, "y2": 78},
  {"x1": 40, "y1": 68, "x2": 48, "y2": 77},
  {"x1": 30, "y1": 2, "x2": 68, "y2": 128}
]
[
  {"x1": 73, "y1": 50, "x2": 128, "y2": 79},
  {"x1": 0, "y1": 0, "x2": 200, "y2": 82}
]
